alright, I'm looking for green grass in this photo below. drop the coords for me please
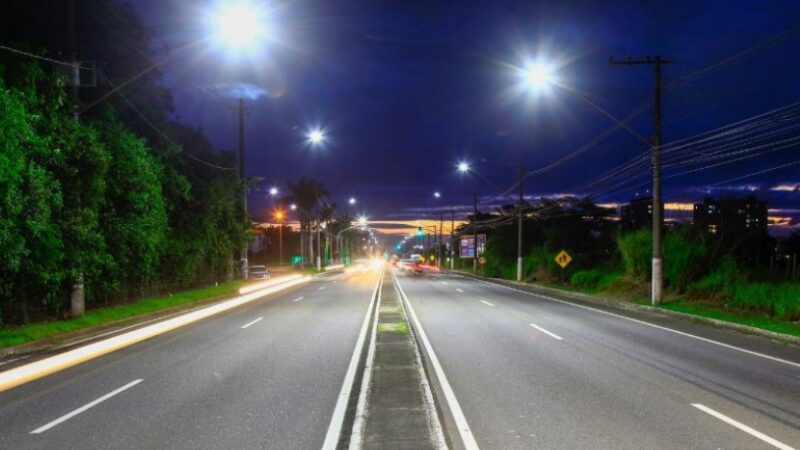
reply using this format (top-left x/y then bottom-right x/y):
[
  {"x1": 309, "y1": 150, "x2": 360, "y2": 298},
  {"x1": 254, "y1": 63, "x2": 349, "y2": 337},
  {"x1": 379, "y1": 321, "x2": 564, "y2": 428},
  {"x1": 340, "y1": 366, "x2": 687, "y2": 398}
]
[
  {"x1": 0, "y1": 281, "x2": 245, "y2": 349},
  {"x1": 377, "y1": 322, "x2": 409, "y2": 334},
  {"x1": 661, "y1": 301, "x2": 800, "y2": 338}
]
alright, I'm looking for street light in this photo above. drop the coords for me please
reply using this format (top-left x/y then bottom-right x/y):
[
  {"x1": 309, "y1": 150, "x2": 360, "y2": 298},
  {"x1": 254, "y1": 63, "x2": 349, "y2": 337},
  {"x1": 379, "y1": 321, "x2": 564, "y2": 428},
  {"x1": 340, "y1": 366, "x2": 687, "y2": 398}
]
[
  {"x1": 269, "y1": 187, "x2": 278, "y2": 196},
  {"x1": 523, "y1": 63, "x2": 555, "y2": 89},
  {"x1": 457, "y1": 161, "x2": 471, "y2": 173},
  {"x1": 349, "y1": 197, "x2": 357, "y2": 205},
  {"x1": 306, "y1": 128, "x2": 326, "y2": 147},
  {"x1": 357, "y1": 216, "x2": 368, "y2": 227},
  {"x1": 274, "y1": 209, "x2": 285, "y2": 266},
  {"x1": 290, "y1": 203, "x2": 297, "y2": 211},
  {"x1": 213, "y1": 2, "x2": 266, "y2": 50}
]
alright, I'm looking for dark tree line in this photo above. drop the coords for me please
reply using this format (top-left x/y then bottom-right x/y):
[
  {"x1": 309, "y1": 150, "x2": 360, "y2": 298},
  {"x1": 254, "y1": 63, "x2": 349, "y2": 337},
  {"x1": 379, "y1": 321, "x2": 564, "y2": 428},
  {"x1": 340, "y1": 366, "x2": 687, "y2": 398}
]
[{"x1": 0, "y1": 1, "x2": 247, "y2": 325}]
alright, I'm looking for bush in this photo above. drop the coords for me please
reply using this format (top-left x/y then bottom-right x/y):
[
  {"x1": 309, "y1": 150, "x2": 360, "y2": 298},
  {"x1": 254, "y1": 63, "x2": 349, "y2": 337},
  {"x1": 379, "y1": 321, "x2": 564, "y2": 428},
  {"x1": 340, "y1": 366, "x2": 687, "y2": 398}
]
[
  {"x1": 725, "y1": 282, "x2": 800, "y2": 319},
  {"x1": 663, "y1": 228, "x2": 708, "y2": 292},
  {"x1": 571, "y1": 267, "x2": 621, "y2": 291},
  {"x1": 618, "y1": 230, "x2": 651, "y2": 280}
]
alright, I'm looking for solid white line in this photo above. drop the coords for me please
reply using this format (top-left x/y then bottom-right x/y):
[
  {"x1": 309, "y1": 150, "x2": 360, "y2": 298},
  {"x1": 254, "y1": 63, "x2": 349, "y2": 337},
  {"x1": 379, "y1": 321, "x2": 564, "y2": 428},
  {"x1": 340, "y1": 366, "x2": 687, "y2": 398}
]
[
  {"x1": 469, "y1": 277, "x2": 800, "y2": 369},
  {"x1": 240, "y1": 317, "x2": 263, "y2": 329},
  {"x1": 348, "y1": 270, "x2": 383, "y2": 449},
  {"x1": 691, "y1": 403, "x2": 796, "y2": 450},
  {"x1": 292, "y1": 296, "x2": 304, "y2": 302},
  {"x1": 322, "y1": 271, "x2": 383, "y2": 450},
  {"x1": 529, "y1": 323, "x2": 563, "y2": 341},
  {"x1": 441, "y1": 281, "x2": 448, "y2": 285},
  {"x1": 393, "y1": 271, "x2": 480, "y2": 450},
  {"x1": 31, "y1": 379, "x2": 143, "y2": 434},
  {"x1": 480, "y1": 300, "x2": 495, "y2": 307},
  {"x1": 319, "y1": 286, "x2": 326, "y2": 291},
  {"x1": 456, "y1": 288, "x2": 464, "y2": 293}
]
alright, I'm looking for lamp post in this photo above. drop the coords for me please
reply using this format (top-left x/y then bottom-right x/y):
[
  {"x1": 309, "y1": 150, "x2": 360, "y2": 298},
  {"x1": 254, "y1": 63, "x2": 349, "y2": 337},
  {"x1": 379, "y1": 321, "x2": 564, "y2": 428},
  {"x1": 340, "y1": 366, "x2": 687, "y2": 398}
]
[{"x1": 274, "y1": 209, "x2": 285, "y2": 266}]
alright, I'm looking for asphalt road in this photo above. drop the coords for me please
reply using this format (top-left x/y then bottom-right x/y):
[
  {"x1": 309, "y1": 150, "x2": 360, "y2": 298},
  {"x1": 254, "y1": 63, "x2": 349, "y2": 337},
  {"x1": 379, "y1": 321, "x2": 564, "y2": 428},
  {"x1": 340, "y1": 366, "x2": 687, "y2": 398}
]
[
  {"x1": 395, "y1": 269, "x2": 800, "y2": 450},
  {"x1": 0, "y1": 269, "x2": 380, "y2": 450}
]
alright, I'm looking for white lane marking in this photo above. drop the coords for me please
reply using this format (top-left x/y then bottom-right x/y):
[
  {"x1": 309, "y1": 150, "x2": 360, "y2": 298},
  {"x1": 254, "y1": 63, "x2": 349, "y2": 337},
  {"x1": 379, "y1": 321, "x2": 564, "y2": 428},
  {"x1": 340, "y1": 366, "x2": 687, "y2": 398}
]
[
  {"x1": 292, "y1": 296, "x2": 304, "y2": 302},
  {"x1": 322, "y1": 271, "x2": 383, "y2": 450},
  {"x1": 691, "y1": 403, "x2": 796, "y2": 450},
  {"x1": 319, "y1": 286, "x2": 326, "y2": 291},
  {"x1": 469, "y1": 277, "x2": 800, "y2": 369},
  {"x1": 529, "y1": 323, "x2": 563, "y2": 341},
  {"x1": 31, "y1": 379, "x2": 143, "y2": 434},
  {"x1": 441, "y1": 281, "x2": 448, "y2": 285},
  {"x1": 348, "y1": 269, "x2": 383, "y2": 449},
  {"x1": 480, "y1": 300, "x2": 495, "y2": 307},
  {"x1": 240, "y1": 317, "x2": 263, "y2": 329},
  {"x1": 456, "y1": 288, "x2": 464, "y2": 293},
  {"x1": 393, "y1": 271, "x2": 480, "y2": 450}
]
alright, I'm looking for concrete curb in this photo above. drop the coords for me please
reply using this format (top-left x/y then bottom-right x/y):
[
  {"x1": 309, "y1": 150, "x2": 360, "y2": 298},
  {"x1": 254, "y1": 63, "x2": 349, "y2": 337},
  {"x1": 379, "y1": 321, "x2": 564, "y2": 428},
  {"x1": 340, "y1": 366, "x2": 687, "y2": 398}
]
[{"x1": 450, "y1": 271, "x2": 800, "y2": 348}]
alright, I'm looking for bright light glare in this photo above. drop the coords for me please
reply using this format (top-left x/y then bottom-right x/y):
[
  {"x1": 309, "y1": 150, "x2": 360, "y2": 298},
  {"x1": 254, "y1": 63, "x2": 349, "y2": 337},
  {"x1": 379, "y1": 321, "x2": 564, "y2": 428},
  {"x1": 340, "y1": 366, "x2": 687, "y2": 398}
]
[
  {"x1": 215, "y1": 3, "x2": 265, "y2": 48},
  {"x1": 433, "y1": 191, "x2": 441, "y2": 198},
  {"x1": 524, "y1": 63, "x2": 554, "y2": 89},
  {"x1": 349, "y1": 197, "x2": 357, "y2": 205},
  {"x1": 307, "y1": 129, "x2": 326, "y2": 146},
  {"x1": 269, "y1": 187, "x2": 278, "y2": 196},
  {"x1": 290, "y1": 203, "x2": 297, "y2": 210},
  {"x1": 457, "y1": 161, "x2": 470, "y2": 173},
  {"x1": 357, "y1": 216, "x2": 368, "y2": 227}
]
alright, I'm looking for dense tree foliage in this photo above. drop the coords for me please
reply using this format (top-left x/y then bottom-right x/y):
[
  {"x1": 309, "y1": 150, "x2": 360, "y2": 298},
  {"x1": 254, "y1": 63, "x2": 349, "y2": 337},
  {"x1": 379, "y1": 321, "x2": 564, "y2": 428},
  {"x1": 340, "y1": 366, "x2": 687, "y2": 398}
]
[{"x1": 0, "y1": 2, "x2": 248, "y2": 325}]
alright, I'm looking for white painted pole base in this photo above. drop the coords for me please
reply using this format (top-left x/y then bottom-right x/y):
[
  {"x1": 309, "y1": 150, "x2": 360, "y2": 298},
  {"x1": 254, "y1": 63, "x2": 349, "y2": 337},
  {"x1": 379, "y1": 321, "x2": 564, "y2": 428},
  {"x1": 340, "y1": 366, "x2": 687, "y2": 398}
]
[
  {"x1": 316, "y1": 256, "x2": 322, "y2": 271},
  {"x1": 652, "y1": 257, "x2": 663, "y2": 305},
  {"x1": 516, "y1": 257, "x2": 523, "y2": 282}
]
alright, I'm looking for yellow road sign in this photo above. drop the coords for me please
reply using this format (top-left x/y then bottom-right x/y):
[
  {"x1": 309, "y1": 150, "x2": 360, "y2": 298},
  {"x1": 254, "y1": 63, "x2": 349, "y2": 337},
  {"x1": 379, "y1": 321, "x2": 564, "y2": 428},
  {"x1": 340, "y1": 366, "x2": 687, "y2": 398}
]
[{"x1": 555, "y1": 250, "x2": 572, "y2": 269}]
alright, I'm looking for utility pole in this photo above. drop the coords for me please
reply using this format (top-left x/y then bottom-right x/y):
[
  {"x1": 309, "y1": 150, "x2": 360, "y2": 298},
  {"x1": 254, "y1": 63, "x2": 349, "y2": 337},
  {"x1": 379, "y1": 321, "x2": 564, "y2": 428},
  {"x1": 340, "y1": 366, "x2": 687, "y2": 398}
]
[
  {"x1": 472, "y1": 192, "x2": 479, "y2": 272},
  {"x1": 450, "y1": 210, "x2": 455, "y2": 270},
  {"x1": 517, "y1": 160, "x2": 525, "y2": 282},
  {"x1": 611, "y1": 55, "x2": 673, "y2": 305},
  {"x1": 237, "y1": 97, "x2": 249, "y2": 279},
  {"x1": 438, "y1": 212, "x2": 443, "y2": 270},
  {"x1": 316, "y1": 217, "x2": 322, "y2": 270},
  {"x1": 278, "y1": 221, "x2": 283, "y2": 266},
  {"x1": 67, "y1": 0, "x2": 84, "y2": 317}
]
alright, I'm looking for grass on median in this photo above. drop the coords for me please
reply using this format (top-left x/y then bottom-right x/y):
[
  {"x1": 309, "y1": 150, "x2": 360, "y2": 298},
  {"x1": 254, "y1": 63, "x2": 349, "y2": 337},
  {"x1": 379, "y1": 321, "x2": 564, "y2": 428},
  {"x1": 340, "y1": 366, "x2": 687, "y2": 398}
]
[
  {"x1": 0, "y1": 281, "x2": 245, "y2": 350},
  {"x1": 377, "y1": 322, "x2": 409, "y2": 334}
]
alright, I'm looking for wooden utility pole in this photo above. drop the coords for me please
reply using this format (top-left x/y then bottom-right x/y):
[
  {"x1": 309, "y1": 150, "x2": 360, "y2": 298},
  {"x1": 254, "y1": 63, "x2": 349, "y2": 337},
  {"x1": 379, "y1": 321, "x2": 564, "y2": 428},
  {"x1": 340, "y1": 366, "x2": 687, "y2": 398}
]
[{"x1": 611, "y1": 55, "x2": 673, "y2": 305}]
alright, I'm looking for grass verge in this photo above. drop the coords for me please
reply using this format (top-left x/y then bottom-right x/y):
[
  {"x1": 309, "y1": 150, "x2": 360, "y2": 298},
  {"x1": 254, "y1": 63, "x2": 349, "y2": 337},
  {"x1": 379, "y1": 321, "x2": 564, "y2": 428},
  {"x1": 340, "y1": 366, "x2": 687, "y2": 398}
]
[
  {"x1": 0, "y1": 281, "x2": 245, "y2": 350},
  {"x1": 660, "y1": 302, "x2": 800, "y2": 338}
]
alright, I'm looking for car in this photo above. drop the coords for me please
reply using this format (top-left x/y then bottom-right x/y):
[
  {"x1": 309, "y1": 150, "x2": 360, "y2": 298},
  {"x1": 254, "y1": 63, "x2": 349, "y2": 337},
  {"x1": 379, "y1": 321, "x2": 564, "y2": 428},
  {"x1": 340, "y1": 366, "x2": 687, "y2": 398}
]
[{"x1": 247, "y1": 265, "x2": 270, "y2": 280}]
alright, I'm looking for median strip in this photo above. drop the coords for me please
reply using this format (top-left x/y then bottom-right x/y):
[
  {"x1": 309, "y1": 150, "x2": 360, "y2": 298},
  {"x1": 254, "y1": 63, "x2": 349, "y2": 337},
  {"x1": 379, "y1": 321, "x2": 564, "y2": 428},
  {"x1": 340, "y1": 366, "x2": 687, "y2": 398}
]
[{"x1": 0, "y1": 275, "x2": 310, "y2": 394}]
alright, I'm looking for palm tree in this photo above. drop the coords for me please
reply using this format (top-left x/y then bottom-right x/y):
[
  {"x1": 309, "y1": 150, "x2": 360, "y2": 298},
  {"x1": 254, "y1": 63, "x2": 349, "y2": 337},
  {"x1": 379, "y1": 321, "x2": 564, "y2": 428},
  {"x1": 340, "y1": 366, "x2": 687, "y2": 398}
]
[{"x1": 287, "y1": 178, "x2": 328, "y2": 265}]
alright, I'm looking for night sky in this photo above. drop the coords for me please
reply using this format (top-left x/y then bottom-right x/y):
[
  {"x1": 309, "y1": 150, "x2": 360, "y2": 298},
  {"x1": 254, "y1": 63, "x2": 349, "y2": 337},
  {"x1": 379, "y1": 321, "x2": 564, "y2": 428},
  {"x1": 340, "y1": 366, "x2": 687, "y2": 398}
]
[{"x1": 130, "y1": 0, "x2": 800, "y2": 235}]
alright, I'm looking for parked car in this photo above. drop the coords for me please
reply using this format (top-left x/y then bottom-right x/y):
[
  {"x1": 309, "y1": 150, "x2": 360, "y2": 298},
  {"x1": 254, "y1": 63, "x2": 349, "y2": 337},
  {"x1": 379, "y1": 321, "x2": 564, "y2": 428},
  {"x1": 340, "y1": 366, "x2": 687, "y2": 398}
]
[{"x1": 247, "y1": 265, "x2": 270, "y2": 280}]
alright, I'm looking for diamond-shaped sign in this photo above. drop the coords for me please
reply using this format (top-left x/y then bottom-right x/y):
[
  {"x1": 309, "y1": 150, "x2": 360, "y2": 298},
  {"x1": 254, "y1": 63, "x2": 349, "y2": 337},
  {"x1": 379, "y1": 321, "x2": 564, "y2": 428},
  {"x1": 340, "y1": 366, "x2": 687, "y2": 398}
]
[{"x1": 555, "y1": 250, "x2": 572, "y2": 269}]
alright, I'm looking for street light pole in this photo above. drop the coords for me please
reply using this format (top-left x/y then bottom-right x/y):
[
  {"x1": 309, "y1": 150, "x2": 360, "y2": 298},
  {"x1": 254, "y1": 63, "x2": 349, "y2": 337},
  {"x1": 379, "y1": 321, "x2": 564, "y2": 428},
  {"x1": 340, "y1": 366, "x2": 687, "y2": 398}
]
[
  {"x1": 472, "y1": 192, "x2": 479, "y2": 273},
  {"x1": 438, "y1": 211, "x2": 443, "y2": 270},
  {"x1": 450, "y1": 209, "x2": 455, "y2": 270},
  {"x1": 517, "y1": 160, "x2": 525, "y2": 282},
  {"x1": 237, "y1": 97, "x2": 249, "y2": 280}
]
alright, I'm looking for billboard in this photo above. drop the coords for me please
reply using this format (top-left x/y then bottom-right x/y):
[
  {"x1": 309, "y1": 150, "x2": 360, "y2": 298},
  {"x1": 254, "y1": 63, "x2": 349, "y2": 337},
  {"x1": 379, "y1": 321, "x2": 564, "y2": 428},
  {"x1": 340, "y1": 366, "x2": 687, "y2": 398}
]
[{"x1": 459, "y1": 234, "x2": 486, "y2": 258}]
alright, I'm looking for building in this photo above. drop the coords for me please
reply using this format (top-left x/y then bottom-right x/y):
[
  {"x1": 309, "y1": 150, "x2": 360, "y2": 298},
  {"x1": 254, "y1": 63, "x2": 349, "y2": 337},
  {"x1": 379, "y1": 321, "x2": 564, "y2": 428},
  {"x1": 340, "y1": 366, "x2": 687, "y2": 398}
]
[
  {"x1": 693, "y1": 196, "x2": 768, "y2": 236},
  {"x1": 620, "y1": 197, "x2": 653, "y2": 231}
]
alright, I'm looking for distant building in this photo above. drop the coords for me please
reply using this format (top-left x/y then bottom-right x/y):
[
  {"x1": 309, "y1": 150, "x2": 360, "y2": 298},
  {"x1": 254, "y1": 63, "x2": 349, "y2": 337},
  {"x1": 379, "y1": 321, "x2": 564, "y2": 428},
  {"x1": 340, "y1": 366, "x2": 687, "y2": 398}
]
[
  {"x1": 620, "y1": 197, "x2": 653, "y2": 231},
  {"x1": 693, "y1": 196, "x2": 768, "y2": 236}
]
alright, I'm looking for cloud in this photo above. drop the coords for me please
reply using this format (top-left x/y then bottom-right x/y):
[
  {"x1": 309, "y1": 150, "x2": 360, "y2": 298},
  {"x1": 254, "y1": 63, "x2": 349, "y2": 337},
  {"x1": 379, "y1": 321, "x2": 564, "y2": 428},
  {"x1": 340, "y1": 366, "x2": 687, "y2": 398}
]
[{"x1": 771, "y1": 183, "x2": 800, "y2": 192}]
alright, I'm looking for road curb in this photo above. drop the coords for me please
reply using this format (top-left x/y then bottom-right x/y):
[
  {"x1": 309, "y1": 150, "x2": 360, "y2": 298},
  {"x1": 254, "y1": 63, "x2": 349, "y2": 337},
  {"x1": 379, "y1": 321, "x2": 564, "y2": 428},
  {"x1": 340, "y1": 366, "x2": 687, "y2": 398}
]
[{"x1": 450, "y1": 271, "x2": 800, "y2": 347}]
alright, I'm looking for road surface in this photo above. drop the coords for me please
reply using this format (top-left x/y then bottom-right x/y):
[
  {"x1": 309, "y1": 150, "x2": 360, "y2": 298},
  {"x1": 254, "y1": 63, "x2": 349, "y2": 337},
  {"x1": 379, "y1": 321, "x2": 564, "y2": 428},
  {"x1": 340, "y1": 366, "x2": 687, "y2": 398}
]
[
  {"x1": 0, "y1": 269, "x2": 380, "y2": 450},
  {"x1": 395, "y1": 269, "x2": 800, "y2": 450}
]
